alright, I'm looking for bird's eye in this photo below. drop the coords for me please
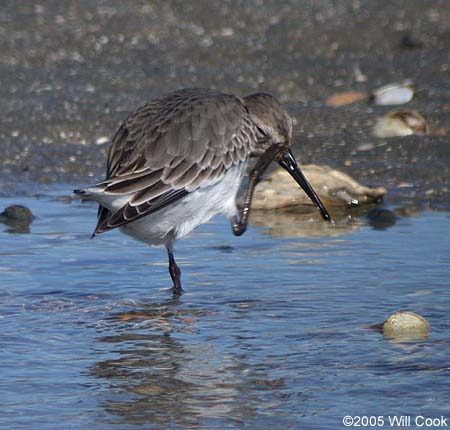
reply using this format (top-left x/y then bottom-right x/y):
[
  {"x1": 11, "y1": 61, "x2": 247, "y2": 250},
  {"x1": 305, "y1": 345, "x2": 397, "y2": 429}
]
[{"x1": 255, "y1": 125, "x2": 266, "y2": 137}]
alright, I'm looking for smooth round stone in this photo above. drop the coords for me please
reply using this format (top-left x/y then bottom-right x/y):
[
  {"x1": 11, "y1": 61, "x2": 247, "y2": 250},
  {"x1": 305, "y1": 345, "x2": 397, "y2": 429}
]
[
  {"x1": 382, "y1": 311, "x2": 430, "y2": 340},
  {"x1": 366, "y1": 208, "x2": 397, "y2": 230},
  {"x1": 0, "y1": 205, "x2": 34, "y2": 234},
  {"x1": 0, "y1": 205, "x2": 34, "y2": 223}
]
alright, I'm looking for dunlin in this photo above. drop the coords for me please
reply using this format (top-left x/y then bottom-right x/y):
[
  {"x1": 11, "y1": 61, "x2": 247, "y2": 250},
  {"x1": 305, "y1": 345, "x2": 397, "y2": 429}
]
[{"x1": 75, "y1": 88, "x2": 330, "y2": 295}]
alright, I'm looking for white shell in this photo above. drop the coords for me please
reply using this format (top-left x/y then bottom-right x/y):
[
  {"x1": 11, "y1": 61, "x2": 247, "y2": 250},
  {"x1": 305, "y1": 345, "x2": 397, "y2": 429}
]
[
  {"x1": 372, "y1": 82, "x2": 414, "y2": 105},
  {"x1": 372, "y1": 109, "x2": 428, "y2": 138},
  {"x1": 382, "y1": 311, "x2": 430, "y2": 340}
]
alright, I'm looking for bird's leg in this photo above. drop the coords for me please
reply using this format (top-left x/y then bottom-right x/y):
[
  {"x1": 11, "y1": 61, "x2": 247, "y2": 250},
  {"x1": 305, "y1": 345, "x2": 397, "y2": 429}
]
[
  {"x1": 166, "y1": 246, "x2": 183, "y2": 295},
  {"x1": 232, "y1": 144, "x2": 281, "y2": 236}
]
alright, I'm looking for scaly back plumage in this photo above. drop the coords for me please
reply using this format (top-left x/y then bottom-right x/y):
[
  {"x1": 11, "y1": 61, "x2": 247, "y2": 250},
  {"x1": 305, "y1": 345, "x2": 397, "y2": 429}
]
[{"x1": 93, "y1": 88, "x2": 257, "y2": 234}]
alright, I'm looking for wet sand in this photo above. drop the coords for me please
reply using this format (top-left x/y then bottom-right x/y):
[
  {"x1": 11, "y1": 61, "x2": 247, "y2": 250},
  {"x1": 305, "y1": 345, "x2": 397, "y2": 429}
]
[{"x1": 1, "y1": 1, "x2": 449, "y2": 207}]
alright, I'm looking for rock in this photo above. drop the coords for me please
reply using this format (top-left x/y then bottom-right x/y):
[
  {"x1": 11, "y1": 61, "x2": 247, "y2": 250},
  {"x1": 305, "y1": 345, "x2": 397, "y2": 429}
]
[
  {"x1": 366, "y1": 208, "x2": 397, "y2": 229},
  {"x1": 0, "y1": 205, "x2": 33, "y2": 223},
  {"x1": 353, "y1": 64, "x2": 368, "y2": 83},
  {"x1": 373, "y1": 109, "x2": 428, "y2": 138},
  {"x1": 0, "y1": 205, "x2": 34, "y2": 233},
  {"x1": 250, "y1": 164, "x2": 386, "y2": 210},
  {"x1": 400, "y1": 33, "x2": 424, "y2": 49},
  {"x1": 382, "y1": 311, "x2": 430, "y2": 340},
  {"x1": 372, "y1": 81, "x2": 415, "y2": 105}
]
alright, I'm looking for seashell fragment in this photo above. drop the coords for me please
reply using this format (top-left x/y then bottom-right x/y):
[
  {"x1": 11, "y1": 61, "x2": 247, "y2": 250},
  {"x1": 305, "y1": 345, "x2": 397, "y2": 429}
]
[
  {"x1": 382, "y1": 311, "x2": 430, "y2": 341},
  {"x1": 325, "y1": 91, "x2": 368, "y2": 107},
  {"x1": 372, "y1": 81, "x2": 414, "y2": 105},
  {"x1": 249, "y1": 164, "x2": 386, "y2": 210},
  {"x1": 373, "y1": 109, "x2": 428, "y2": 138}
]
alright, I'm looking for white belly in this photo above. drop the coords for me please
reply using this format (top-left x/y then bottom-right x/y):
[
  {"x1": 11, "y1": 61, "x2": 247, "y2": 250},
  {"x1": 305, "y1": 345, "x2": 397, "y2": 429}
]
[{"x1": 120, "y1": 164, "x2": 245, "y2": 247}]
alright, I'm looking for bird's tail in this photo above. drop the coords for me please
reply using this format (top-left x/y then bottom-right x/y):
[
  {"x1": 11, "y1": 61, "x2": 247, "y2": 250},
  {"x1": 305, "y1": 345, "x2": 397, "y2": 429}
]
[
  {"x1": 73, "y1": 186, "x2": 107, "y2": 202},
  {"x1": 73, "y1": 188, "x2": 92, "y2": 202},
  {"x1": 73, "y1": 188, "x2": 86, "y2": 196},
  {"x1": 74, "y1": 188, "x2": 111, "y2": 239}
]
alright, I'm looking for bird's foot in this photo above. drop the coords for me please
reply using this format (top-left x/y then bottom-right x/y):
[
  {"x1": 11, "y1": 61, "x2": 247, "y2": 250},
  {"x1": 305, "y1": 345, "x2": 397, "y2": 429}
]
[{"x1": 171, "y1": 283, "x2": 183, "y2": 297}]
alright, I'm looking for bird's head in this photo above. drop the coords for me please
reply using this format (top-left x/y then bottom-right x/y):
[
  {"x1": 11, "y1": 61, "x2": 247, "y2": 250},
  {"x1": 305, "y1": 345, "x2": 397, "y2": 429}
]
[
  {"x1": 244, "y1": 92, "x2": 331, "y2": 222},
  {"x1": 244, "y1": 92, "x2": 293, "y2": 155}
]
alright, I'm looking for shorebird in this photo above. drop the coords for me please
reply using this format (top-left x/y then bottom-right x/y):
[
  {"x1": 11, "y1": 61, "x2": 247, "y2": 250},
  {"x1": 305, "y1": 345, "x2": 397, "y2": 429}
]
[{"x1": 74, "y1": 88, "x2": 330, "y2": 295}]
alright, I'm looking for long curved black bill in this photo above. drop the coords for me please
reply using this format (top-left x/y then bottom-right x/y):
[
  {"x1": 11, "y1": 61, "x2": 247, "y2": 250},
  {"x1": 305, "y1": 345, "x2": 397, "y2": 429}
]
[{"x1": 278, "y1": 149, "x2": 331, "y2": 222}]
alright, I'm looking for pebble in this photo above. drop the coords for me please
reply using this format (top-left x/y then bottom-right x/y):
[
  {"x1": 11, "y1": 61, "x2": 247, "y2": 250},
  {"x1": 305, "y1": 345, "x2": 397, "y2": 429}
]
[
  {"x1": 400, "y1": 33, "x2": 423, "y2": 49},
  {"x1": 366, "y1": 208, "x2": 397, "y2": 229},
  {"x1": 95, "y1": 136, "x2": 110, "y2": 145},
  {"x1": 0, "y1": 205, "x2": 34, "y2": 233},
  {"x1": 353, "y1": 64, "x2": 368, "y2": 83},
  {"x1": 0, "y1": 205, "x2": 34, "y2": 223},
  {"x1": 356, "y1": 143, "x2": 375, "y2": 152}
]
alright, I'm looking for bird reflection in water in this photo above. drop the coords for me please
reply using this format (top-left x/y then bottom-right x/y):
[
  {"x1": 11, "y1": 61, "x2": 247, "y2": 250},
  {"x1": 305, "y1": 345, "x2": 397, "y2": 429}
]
[{"x1": 91, "y1": 298, "x2": 291, "y2": 428}]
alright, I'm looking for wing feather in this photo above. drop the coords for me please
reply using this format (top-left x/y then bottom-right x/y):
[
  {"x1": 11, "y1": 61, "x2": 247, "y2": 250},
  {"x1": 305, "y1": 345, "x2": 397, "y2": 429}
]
[
  {"x1": 96, "y1": 189, "x2": 189, "y2": 233},
  {"x1": 104, "y1": 170, "x2": 162, "y2": 194},
  {"x1": 130, "y1": 182, "x2": 172, "y2": 206}
]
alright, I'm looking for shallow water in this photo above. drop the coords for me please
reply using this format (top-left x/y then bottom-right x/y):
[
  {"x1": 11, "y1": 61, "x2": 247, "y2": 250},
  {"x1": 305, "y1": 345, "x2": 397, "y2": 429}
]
[{"x1": 1, "y1": 187, "x2": 450, "y2": 430}]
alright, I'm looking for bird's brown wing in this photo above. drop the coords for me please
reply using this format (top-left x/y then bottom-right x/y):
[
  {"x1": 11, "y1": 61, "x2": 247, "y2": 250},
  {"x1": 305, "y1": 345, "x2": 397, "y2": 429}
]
[{"x1": 94, "y1": 88, "x2": 255, "y2": 234}]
